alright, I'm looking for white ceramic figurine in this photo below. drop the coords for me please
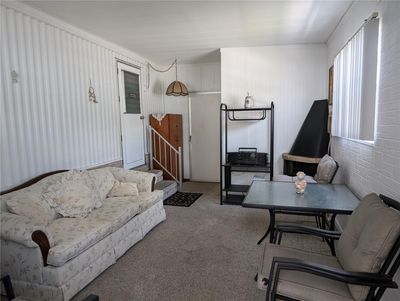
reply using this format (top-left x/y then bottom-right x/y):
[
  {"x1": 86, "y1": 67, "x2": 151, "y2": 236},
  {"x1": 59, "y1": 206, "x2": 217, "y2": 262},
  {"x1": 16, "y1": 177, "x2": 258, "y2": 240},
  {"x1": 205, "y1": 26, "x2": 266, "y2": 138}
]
[{"x1": 295, "y1": 171, "x2": 307, "y2": 194}]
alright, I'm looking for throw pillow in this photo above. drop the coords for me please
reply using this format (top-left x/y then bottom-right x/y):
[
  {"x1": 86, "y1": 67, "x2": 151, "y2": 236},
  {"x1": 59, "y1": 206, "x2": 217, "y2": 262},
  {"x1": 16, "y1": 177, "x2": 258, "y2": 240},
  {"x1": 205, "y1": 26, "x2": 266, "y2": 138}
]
[
  {"x1": 86, "y1": 168, "x2": 116, "y2": 207},
  {"x1": 314, "y1": 154, "x2": 337, "y2": 183},
  {"x1": 107, "y1": 181, "x2": 139, "y2": 198},
  {"x1": 43, "y1": 170, "x2": 98, "y2": 218},
  {"x1": 6, "y1": 189, "x2": 56, "y2": 225}
]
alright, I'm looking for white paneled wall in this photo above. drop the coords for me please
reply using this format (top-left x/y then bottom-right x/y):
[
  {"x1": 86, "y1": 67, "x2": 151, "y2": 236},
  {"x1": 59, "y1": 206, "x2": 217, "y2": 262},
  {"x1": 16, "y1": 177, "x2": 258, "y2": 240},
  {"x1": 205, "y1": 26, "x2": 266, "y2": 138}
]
[
  {"x1": 0, "y1": 3, "x2": 163, "y2": 190},
  {"x1": 221, "y1": 45, "x2": 328, "y2": 174},
  {"x1": 160, "y1": 62, "x2": 221, "y2": 178}
]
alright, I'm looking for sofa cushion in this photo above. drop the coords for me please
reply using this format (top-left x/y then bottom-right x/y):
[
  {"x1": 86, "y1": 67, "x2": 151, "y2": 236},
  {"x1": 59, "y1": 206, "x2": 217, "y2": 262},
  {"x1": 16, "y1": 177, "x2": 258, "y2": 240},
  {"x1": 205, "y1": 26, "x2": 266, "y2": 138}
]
[
  {"x1": 130, "y1": 191, "x2": 164, "y2": 212},
  {"x1": 47, "y1": 217, "x2": 114, "y2": 266},
  {"x1": 86, "y1": 168, "x2": 115, "y2": 206},
  {"x1": 337, "y1": 193, "x2": 400, "y2": 301},
  {"x1": 87, "y1": 197, "x2": 141, "y2": 232},
  {"x1": 107, "y1": 181, "x2": 139, "y2": 198},
  {"x1": 44, "y1": 170, "x2": 98, "y2": 218},
  {"x1": 261, "y1": 244, "x2": 354, "y2": 301},
  {"x1": 314, "y1": 154, "x2": 337, "y2": 183},
  {"x1": 43, "y1": 230, "x2": 115, "y2": 286}
]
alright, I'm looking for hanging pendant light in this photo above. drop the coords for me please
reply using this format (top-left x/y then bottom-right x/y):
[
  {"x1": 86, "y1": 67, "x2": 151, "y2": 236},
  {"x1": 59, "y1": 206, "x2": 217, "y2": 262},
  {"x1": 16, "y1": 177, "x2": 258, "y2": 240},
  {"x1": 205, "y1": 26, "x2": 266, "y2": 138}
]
[{"x1": 166, "y1": 60, "x2": 188, "y2": 96}]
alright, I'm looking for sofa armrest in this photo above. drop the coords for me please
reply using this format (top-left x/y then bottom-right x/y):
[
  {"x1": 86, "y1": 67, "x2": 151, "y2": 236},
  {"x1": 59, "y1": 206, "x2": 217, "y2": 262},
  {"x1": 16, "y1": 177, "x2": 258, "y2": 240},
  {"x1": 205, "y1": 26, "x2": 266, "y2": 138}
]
[
  {"x1": 1, "y1": 212, "x2": 54, "y2": 248},
  {"x1": 106, "y1": 167, "x2": 156, "y2": 192}
]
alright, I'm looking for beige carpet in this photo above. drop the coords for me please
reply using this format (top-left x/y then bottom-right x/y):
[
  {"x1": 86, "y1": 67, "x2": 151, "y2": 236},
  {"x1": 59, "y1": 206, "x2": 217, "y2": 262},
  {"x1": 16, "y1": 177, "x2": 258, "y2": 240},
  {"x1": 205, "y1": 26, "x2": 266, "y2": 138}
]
[{"x1": 71, "y1": 182, "x2": 330, "y2": 301}]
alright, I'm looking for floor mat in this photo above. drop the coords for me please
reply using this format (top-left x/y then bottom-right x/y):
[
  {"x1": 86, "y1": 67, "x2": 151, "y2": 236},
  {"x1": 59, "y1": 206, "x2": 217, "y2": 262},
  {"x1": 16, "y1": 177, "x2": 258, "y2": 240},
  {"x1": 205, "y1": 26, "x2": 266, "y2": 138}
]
[{"x1": 163, "y1": 191, "x2": 202, "y2": 207}]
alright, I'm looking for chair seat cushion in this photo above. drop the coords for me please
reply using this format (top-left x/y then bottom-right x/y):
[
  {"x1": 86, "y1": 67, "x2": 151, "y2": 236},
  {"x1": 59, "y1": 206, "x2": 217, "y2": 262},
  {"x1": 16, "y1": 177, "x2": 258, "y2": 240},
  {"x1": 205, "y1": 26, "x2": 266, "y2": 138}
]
[{"x1": 261, "y1": 244, "x2": 355, "y2": 301}]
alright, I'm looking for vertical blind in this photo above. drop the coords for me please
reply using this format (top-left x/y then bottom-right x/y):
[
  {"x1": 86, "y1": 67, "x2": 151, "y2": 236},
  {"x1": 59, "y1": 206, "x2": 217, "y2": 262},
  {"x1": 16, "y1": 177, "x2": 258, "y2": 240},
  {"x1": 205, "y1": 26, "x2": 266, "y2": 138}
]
[{"x1": 332, "y1": 27, "x2": 365, "y2": 139}]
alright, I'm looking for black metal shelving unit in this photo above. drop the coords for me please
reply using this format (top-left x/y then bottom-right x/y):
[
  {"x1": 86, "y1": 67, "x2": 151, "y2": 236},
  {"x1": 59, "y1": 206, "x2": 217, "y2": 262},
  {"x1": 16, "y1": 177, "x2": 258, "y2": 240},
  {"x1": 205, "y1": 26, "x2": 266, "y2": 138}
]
[{"x1": 220, "y1": 103, "x2": 274, "y2": 205}]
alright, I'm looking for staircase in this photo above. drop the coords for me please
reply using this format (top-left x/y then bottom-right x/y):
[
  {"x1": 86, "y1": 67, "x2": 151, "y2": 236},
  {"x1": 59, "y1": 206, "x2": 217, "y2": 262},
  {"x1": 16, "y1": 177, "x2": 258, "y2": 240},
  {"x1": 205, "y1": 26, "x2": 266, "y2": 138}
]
[
  {"x1": 133, "y1": 125, "x2": 183, "y2": 201},
  {"x1": 146, "y1": 169, "x2": 178, "y2": 200},
  {"x1": 148, "y1": 125, "x2": 183, "y2": 190}
]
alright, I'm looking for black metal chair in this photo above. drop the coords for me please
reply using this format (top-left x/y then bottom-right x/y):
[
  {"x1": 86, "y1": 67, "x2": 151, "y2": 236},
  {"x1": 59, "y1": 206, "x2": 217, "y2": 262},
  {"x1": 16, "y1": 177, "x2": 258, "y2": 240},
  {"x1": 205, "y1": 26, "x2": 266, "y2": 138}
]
[
  {"x1": 271, "y1": 160, "x2": 340, "y2": 240},
  {"x1": 259, "y1": 194, "x2": 400, "y2": 301}
]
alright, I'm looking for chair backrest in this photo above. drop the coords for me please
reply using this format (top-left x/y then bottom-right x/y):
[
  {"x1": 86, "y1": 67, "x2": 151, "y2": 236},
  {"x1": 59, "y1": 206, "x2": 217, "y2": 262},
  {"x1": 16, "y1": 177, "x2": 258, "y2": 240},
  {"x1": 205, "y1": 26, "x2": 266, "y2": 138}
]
[
  {"x1": 336, "y1": 193, "x2": 400, "y2": 301},
  {"x1": 328, "y1": 161, "x2": 339, "y2": 184},
  {"x1": 314, "y1": 154, "x2": 338, "y2": 184}
]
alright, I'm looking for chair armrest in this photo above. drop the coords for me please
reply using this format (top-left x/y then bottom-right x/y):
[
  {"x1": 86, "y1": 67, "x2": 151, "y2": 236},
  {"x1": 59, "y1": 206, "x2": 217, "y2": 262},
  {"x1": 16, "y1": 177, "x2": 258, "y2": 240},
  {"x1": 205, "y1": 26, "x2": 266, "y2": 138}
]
[
  {"x1": 268, "y1": 257, "x2": 397, "y2": 296},
  {"x1": 106, "y1": 167, "x2": 156, "y2": 192},
  {"x1": 1, "y1": 212, "x2": 54, "y2": 248},
  {"x1": 276, "y1": 223, "x2": 341, "y2": 240}
]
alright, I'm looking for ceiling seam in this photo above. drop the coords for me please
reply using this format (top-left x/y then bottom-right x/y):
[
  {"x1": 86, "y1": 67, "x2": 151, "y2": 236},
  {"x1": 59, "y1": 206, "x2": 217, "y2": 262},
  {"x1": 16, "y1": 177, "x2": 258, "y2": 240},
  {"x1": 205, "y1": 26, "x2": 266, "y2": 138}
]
[{"x1": 325, "y1": 0, "x2": 355, "y2": 44}]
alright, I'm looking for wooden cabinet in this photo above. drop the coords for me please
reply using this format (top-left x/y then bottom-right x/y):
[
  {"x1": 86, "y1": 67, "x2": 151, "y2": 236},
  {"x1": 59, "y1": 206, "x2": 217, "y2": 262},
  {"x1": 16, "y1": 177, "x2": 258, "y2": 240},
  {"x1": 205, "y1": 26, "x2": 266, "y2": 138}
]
[{"x1": 150, "y1": 114, "x2": 183, "y2": 180}]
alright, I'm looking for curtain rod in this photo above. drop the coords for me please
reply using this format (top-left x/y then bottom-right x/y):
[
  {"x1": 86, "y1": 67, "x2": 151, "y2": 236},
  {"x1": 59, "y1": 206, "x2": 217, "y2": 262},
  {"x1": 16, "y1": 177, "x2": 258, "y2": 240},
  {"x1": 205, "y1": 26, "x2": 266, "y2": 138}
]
[{"x1": 334, "y1": 12, "x2": 379, "y2": 59}]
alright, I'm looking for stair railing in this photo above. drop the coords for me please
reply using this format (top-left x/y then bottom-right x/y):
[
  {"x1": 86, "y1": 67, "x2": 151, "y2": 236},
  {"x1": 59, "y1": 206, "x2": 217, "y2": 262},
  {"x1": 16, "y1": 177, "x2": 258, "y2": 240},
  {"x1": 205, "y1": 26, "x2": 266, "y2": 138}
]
[{"x1": 149, "y1": 126, "x2": 183, "y2": 190}]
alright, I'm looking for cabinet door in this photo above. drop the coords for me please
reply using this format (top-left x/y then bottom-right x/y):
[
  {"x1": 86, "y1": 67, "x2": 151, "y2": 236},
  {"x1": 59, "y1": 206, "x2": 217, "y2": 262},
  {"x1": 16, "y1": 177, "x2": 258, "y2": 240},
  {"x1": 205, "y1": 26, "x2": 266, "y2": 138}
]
[{"x1": 168, "y1": 114, "x2": 183, "y2": 149}]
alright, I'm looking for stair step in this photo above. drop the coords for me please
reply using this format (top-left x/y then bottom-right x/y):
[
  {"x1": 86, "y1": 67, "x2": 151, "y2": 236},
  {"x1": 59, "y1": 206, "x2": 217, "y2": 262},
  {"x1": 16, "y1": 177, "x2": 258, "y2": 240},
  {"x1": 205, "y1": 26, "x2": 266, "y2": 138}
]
[
  {"x1": 147, "y1": 169, "x2": 163, "y2": 183},
  {"x1": 133, "y1": 164, "x2": 150, "y2": 172},
  {"x1": 155, "y1": 180, "x2": 178, "y2": 200}
]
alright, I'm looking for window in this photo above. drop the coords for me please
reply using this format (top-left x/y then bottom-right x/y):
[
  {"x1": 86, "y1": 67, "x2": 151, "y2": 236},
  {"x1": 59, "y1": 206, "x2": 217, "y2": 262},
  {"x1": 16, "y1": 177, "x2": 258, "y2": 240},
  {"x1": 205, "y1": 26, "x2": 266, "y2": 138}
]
[
  {"x1": 332, "y1": 18, "x2": 379, "y2": 142},
  {"x1": 124, "y1": 70, "x2": 141, "y2": 114}
]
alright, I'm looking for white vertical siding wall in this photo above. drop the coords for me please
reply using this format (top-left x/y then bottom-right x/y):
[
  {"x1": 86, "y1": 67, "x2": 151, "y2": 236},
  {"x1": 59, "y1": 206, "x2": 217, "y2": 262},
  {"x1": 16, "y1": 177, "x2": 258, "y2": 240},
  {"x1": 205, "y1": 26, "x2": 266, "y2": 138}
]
[
  {"x1": 0, "y1": 3, "x2": 163, "y2": 190},
  {"x1": 221, "y1": 45, "x2": 328, "y2": 174}
]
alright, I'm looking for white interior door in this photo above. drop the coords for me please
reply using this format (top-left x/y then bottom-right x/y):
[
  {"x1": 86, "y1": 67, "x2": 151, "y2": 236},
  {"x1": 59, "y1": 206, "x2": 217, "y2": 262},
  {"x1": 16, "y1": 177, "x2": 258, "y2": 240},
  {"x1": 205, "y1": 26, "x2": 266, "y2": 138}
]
[
  {"x1": 117, "y1": 62, "x2": 145, "y2": 169},
  {"x1": 190, "y1": 93, "x2": 220, "y2": 182}
]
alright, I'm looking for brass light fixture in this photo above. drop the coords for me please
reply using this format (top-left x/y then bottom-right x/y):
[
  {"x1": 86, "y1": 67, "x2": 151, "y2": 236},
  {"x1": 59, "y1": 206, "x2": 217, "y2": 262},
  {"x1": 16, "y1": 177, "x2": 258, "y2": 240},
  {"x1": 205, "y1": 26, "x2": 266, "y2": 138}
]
[
  {"x1": 166, "y1": 60, "x2": 188, "y2": 96},
  {"x1": 148, "y1": 59, "x2": 188, "y2": 97}
]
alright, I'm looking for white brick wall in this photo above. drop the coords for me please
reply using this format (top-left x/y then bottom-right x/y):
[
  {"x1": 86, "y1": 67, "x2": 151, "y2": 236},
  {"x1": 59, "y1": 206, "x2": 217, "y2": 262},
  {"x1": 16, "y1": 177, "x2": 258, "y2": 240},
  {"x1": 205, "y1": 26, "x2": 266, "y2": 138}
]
[
  {"x1": 329, "y1": 1, "x2": 400, "y2": 200},
  {"x1": 328, "y1": 2, "x2": 400, "y2": 300}
]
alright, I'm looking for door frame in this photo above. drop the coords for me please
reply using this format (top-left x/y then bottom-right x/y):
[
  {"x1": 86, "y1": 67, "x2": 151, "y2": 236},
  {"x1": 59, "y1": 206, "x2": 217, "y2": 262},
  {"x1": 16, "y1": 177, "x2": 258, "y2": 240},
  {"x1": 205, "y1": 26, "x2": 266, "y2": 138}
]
[
  {"x1": 188, "y1": 91, "x2": 221, "y2": 181},
  {"x1": 116, "y1": 59, "x2": 146, "y2": 169}
]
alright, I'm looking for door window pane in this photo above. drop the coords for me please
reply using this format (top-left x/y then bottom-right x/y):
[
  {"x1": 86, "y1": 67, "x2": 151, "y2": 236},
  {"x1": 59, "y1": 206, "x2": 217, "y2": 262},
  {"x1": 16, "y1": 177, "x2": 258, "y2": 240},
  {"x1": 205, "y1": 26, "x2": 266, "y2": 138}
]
[{"x1": 124, "y1": 71, "x2": 140, "y2": 114}]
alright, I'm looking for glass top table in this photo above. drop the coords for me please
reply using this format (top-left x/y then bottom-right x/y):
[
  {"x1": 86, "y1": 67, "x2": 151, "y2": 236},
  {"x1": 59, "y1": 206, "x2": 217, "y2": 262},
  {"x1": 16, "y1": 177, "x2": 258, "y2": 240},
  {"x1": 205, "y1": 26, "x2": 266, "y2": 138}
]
[
  {"x1": 243, "y1": 181, "x2": 359, "y2": 214},
  {"x1": 242, "y1": 181, "x2": 360, "y2": 244}
]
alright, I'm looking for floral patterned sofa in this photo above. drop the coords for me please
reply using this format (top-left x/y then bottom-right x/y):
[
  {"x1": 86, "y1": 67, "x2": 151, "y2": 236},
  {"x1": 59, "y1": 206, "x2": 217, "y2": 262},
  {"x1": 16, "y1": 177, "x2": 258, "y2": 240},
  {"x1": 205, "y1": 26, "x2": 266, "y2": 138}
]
[{"x1": 0, "y1": 167, "x2": 166, "y2": 301}]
